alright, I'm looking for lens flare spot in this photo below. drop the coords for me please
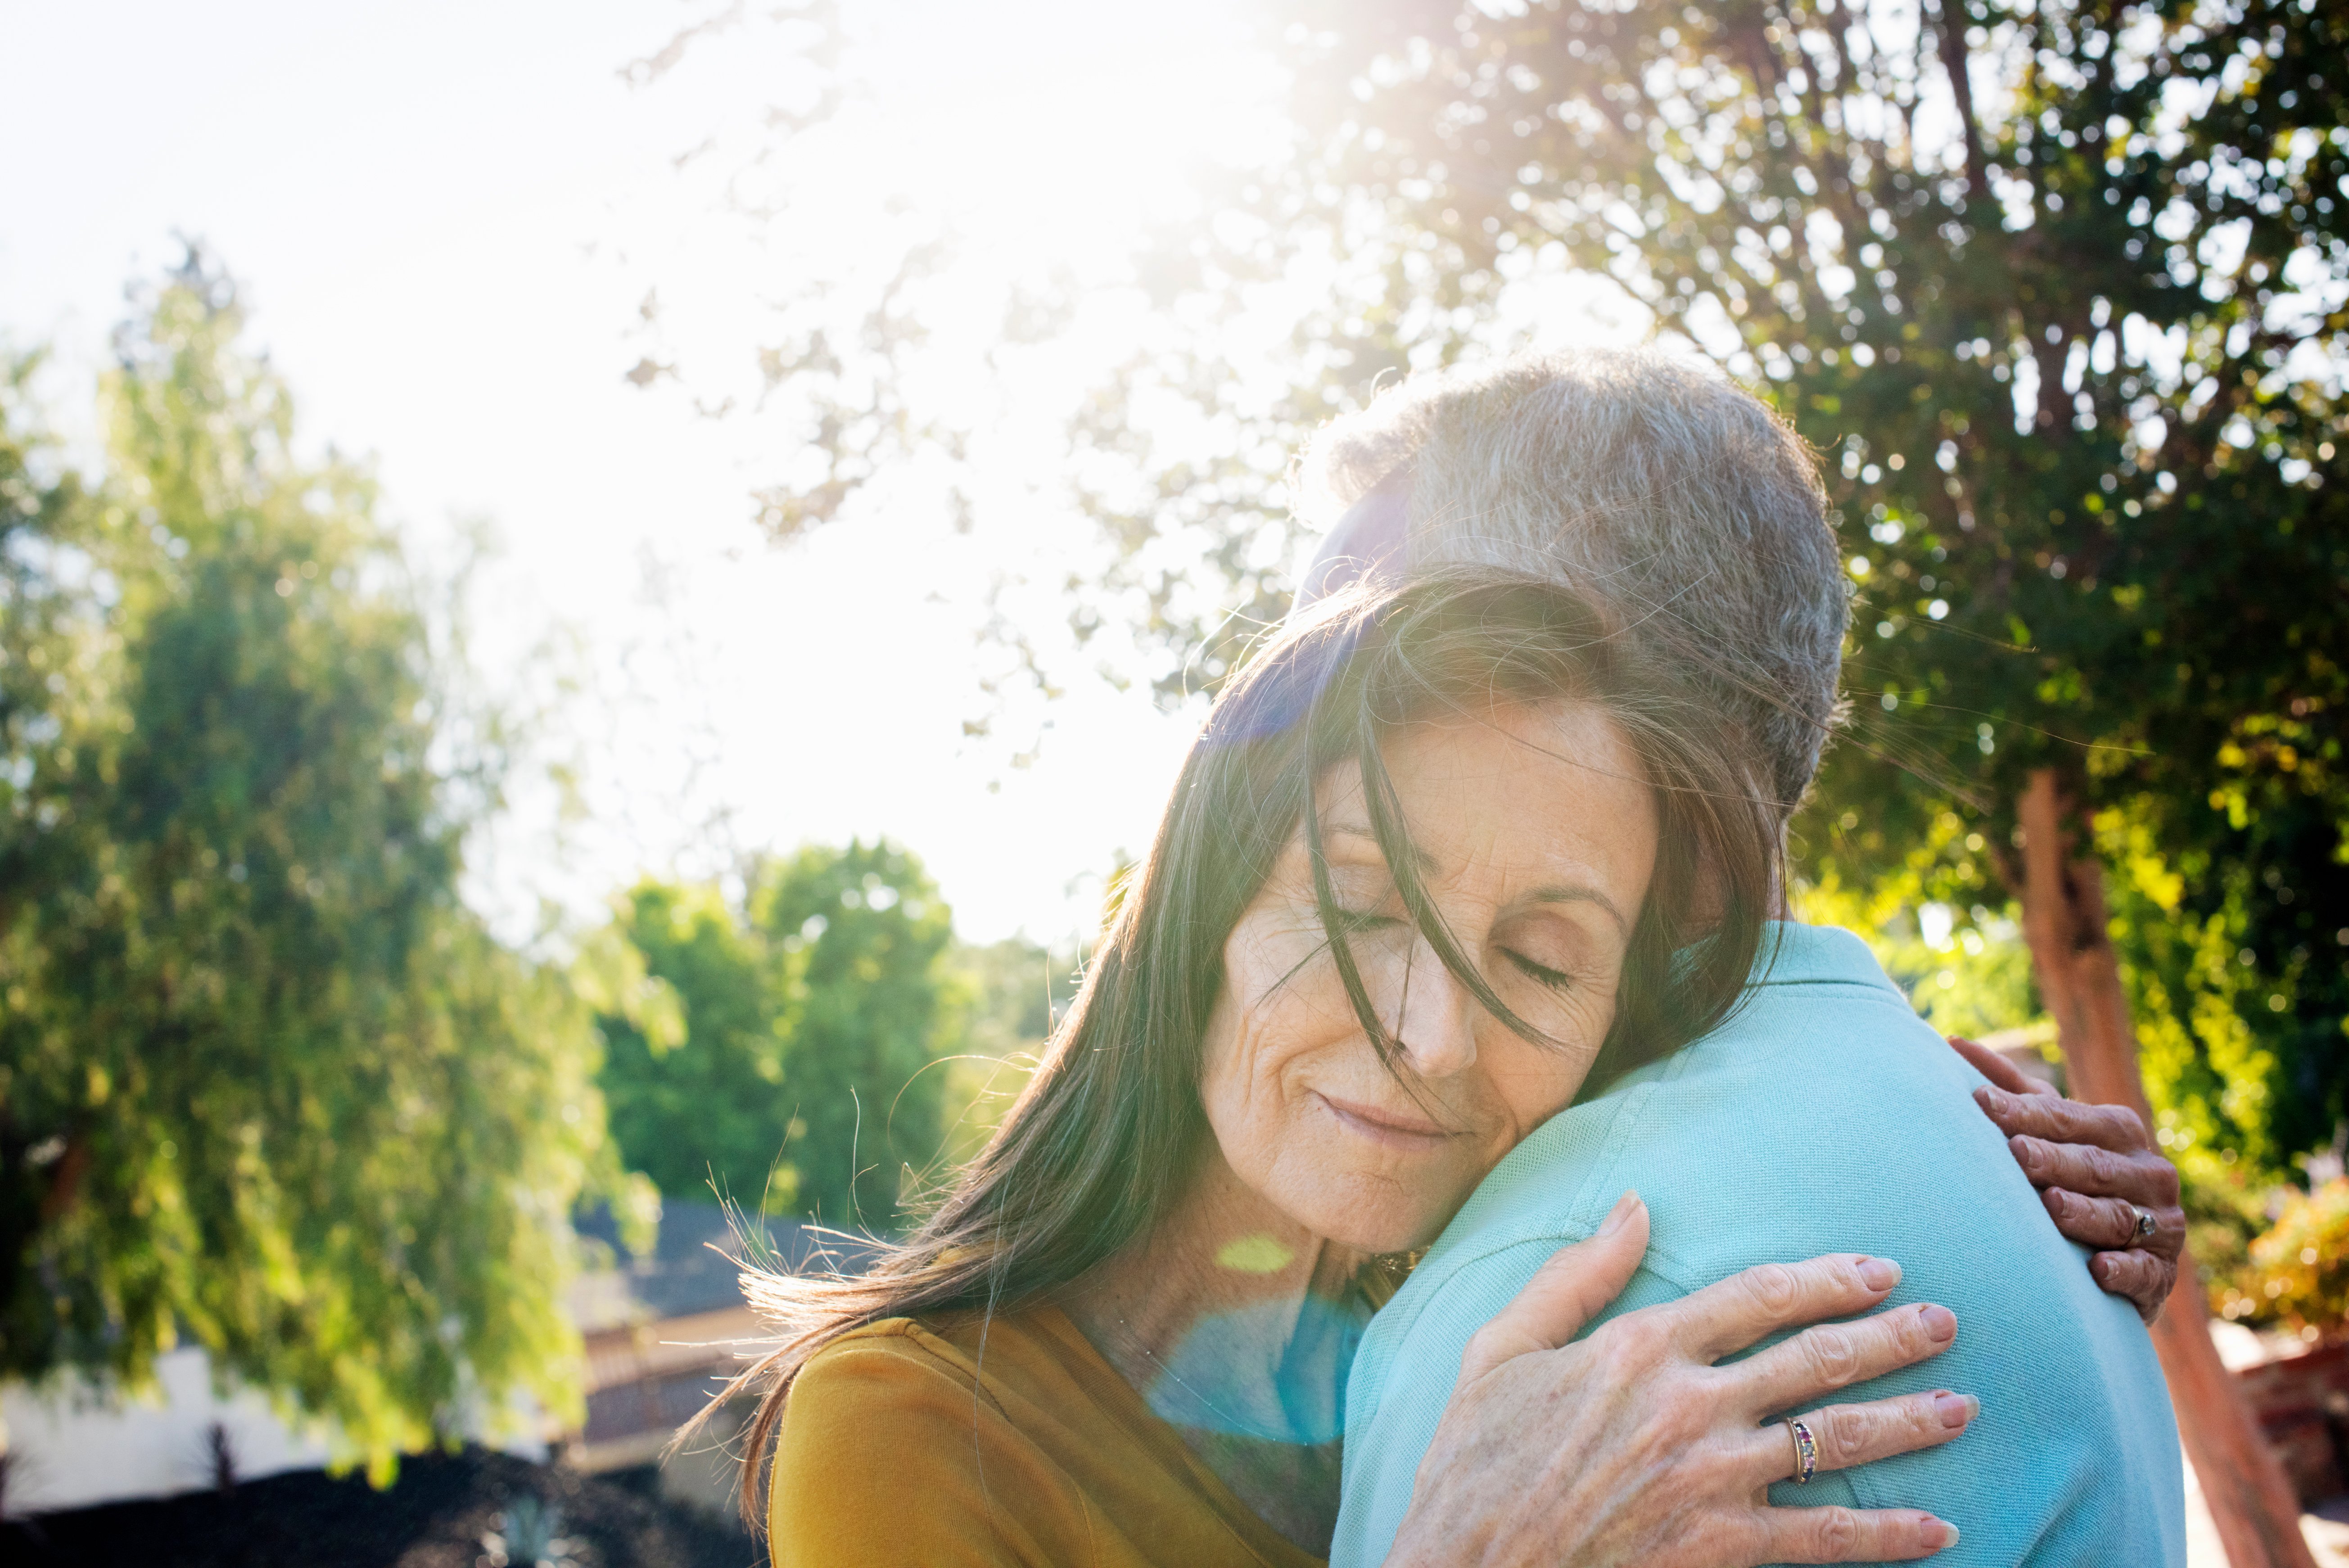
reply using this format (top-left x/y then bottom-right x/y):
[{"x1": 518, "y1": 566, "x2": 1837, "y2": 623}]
[{"x1": 1215, "y1": 1234, "x2": 1296, "y2": 1274}]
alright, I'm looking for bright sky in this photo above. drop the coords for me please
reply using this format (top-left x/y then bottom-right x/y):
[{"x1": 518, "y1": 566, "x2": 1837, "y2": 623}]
[{"x1": 0, "y1": 0, "x2": 1271, "y2": 944}]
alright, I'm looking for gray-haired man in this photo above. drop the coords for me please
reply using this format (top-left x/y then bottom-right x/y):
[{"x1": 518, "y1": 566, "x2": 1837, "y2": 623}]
[{"x1": 1295, "y1": 352, "x2": 2189, "y2": 1567}]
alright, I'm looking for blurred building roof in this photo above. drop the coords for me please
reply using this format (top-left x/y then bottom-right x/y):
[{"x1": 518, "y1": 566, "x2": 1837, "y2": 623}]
[
  {"x1": 570, "y1": 1200, "x2": 876, "y2": 1329},
  {"x1": 564, "y1": 1200, "x2": 876, "y2": 1482}
]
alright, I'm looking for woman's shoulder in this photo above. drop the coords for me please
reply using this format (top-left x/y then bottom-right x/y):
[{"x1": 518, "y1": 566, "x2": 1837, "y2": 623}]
[
  {"x1": 798, "y1": 1313, "x2": 969, "y2": 1375},
  {"x1": 769, "y1": 1312, "x2": 1051, "y2": 1564},
  {"x1": 769, "y1": 1305, "x2": 1212, "y2": 1567},
  {"x1": 793, "y1": 1305, "x2": 1082, "y2": 1401},
  {"x1": 778, "y1": 1302, "x2": 1145, "y2": 1477}
]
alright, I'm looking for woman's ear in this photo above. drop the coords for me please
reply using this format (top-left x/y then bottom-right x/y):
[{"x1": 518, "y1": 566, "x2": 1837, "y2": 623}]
[
  {"x1": 1675, "y1": 756, "x2": 1789, "y2": 935},
  {"x1": 1682, "y1": 837, "x2": 1731, "y2": 933}
]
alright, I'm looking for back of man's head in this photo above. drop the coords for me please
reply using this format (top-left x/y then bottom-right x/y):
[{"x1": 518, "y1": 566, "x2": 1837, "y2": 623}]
[{"x1": 1294, "y1": 350, "x2": 1848, "y2": 816}]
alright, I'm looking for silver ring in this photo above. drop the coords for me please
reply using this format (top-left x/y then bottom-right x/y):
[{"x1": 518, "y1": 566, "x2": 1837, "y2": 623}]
[
  {"x1": 2132, "y1": 1205, "x2": 2157, "y2": 1241},
  {"x1": 1786, "y1": 1416, "x2": 1818, "y2": 1485}
]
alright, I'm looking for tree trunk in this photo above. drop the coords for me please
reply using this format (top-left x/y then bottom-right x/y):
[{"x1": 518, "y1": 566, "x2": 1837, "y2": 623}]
[{"x1": 2016, "y1": 768, "x2": 2315, "y2": 1568}]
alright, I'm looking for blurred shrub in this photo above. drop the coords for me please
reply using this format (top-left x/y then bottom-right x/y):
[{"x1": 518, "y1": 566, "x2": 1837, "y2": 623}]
[
  {"x1": 595, "y1": 843, "x2": 1026, "y2": 1231},
  {"x1": 2216, "y1": 1178, "x2": 2349, "y2": 1337}
]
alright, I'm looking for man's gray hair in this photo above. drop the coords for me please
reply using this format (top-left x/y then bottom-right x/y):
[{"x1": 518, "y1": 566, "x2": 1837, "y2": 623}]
[{"x1": 1294, "y1": 349, "x2": 1849, "y2": 816}]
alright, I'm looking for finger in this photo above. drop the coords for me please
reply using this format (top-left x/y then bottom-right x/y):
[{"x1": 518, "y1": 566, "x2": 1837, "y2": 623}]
[
  {"x1": 1730, "y1": 1302, "x2": 1959, "y2": 1413},
  {"x1": 1976, "y1": 1086, "x2": 2150, "y2": 1153},
  {"x1": 2033, "y1": 1138, "x2": 2180, "y2": 1214},
  {"x1": 2009, "y1": 1136, "x2": 2177, "y2": 1207},
  {"x1": 2042, "y1": 1188, "x2": 2161, "y2": 1251},
  {"x1": 2089, "y1": 1248, "x2": 2178, "y2": 1325},
  {"x1": 1948, "y1": 1035, "x2": 2051, "y2": 1097},
  {"x1": 1664, "y1": 1253, "x2": 1904, "y2": 1363},
  {"x1": 1740, "y1": 1388, "x2": 1978, "y2": 1487},
  {"x1": 1757, "y1": 1505, "x2": 1961, "y2": 1562},
  {"x1": 1457, "y1": 1192, "x2": 1649, "y2": 1383}
]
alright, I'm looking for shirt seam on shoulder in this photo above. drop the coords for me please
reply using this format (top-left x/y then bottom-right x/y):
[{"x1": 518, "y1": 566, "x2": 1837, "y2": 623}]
[
  {"x1": 831, "y1": 1318, "x2": 1018, "y2": 1423},
  {"x1": 1569, "y1": 1076, "x2": 1666, "y2": 1223}
]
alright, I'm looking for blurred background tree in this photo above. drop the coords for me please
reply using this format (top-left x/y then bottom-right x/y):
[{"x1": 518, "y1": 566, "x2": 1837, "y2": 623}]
[
  {"x1": 935, "y1": 933, "x2": 1081, "y2": 1168},
  {"x1": 754, "y1": 840, "x2": 958, "y2": 1230},
  {"x1": 592, "y1": 841, "x2": 1018, "y2": 1231},
  {"x1": 593, "y1": 877, "x2": 801, "y2": 1209},
  {"x1": 0, "y1": 252, "x2": 657, "y2": 1479}
]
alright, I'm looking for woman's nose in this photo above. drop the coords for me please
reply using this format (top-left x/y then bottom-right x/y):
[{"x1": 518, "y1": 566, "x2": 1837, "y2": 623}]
[{"x1": 1391, "y1": 940, "x2": 1478, "y2": 1078}]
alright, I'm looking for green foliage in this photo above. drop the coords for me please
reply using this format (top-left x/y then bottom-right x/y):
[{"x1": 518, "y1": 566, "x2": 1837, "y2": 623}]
[
  {"x1": 1792, "y1": 803, "x2": 2042, "y2": 1040},
  {"x1": 594, "y1": 841, "x2": 981, "y2": 1231},
  {"x1": 0, "y1": 257, "x2": 646, "y2": 1479},
  {"x1": 596, "y1": 879, "x2": 801, "y2": 1210},
  {"x1": 758, "y1": 841, "x2": 957, "y2": 1229},
  {"x1": 931, "y1": 936, "x2": 1080, "y2": 1169}
]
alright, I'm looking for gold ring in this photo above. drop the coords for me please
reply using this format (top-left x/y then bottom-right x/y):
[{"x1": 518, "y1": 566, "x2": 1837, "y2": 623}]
[{"x1": 1786, "y1": 1416, "x2": 1818, "y2": 1485}]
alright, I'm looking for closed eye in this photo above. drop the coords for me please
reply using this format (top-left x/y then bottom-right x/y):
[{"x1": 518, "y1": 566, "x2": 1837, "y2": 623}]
[
  {"x1": 1505, "y1": 950, "x2": 1574, "y2": 991},
  {"x1": 1329, "y1": 907, "x2": 1402, "y2": 935}
]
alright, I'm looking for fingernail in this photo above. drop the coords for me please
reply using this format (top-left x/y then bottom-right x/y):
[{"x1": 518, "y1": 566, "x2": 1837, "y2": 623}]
[
  {"x1": 2012, "y1": 1134, "x2": 2042, "y2": 1169},
  {"x1": 1934, "y1": 1392, "x2": 1978, "y2": 1428},
  {"x1": 1934, "y1": 1520, "x2": 1961, "y2": 1549},
  {"x1": 1599, "y1": 1190, "x2": 1641, "y2": 1236},
  {"x1": 1920, "y1": 1304, "x2": 1957, "y2": 1342},
  {"x1": 1981, "y1": 1086, "x2": 2010, "y2": 1112},
  {"x1": 1857, "y1": 1256, "x2": 1901, "y2": 1291}
]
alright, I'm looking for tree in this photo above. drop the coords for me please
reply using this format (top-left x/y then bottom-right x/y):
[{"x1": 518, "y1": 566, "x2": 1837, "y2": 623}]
[
  {"x1": 931, "y1": 934, "x2": 1083, "y2": 1167},
  {"x1": 592, "y1": 841, "x2": 963, "y2": 1231},
  {"x1": 0, "y1": 255, "x2": 650, "y2": 1480},
  {"x1": 595, "y1": 876, "x2": 801, "y2": 1209},
  {"x1": 755, "y1": 841, "x2": 958, "y2": 1230}
]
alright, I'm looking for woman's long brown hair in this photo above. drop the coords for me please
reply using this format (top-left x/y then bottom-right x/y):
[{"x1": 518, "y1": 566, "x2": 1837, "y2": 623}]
[{"x1": 705, "y1": 568, "x2": 1781, "y2": 1526}]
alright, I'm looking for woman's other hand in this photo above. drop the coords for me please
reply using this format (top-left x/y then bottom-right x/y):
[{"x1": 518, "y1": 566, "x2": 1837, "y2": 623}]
[
  {"x1": 1948, "y1": 1035, "x2": 2183, "y2": 1324},
  {"x1": 1384, "y1": 1194, "x2": 1970, "y2": 1568}
]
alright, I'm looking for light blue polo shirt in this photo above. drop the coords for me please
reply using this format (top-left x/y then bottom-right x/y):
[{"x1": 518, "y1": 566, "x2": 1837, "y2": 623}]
[{"x1": 1332, "y1": 922, "x2": 2184, "y2": 1568}]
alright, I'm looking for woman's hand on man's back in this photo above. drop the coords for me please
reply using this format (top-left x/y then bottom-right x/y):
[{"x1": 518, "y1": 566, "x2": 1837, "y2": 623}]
[
  {"x1": 1948, "y1": 1035, "x2": 2185, "y2": 1324},
  {"x1": 1383, "y1": 1192, "x2": 1971, "y2": 1568}
]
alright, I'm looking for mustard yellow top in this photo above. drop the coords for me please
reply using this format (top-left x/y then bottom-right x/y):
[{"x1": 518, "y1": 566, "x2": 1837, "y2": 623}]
[{"x1": 766, "y1": 1304, "x2": 1327, "y2": 1568}]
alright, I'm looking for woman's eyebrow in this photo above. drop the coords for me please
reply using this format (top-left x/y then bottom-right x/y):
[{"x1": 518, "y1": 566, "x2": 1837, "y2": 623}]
[
  {"x1": 1327, "y1": 827, "x2": 1626, "y2": 931},
  {"x1": 1327, "y1": 823, "x2": 1437, "y2": 872},
  {"x1": 1526, "y1": 885, "x2": 1630, "y2": 935}
]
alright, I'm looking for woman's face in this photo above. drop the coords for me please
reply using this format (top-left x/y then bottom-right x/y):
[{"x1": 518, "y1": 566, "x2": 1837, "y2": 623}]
[{"x1": 1198, "y1": 700, "x2": 1658, "y2": 1254}]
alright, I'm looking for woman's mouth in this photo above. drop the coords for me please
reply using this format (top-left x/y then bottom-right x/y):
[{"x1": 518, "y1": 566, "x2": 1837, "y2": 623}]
[{"x1": 1312, "y1": 1091, "x2": 1461, "y2": 1149}]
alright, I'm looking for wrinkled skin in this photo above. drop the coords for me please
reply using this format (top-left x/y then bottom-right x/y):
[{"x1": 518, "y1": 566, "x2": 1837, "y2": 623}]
[
  {"x1": 1388, "y1": 1198, "x2": 1970, "y2": 1567},
  {"x1": 1948, "y1": 1036, "x2": 2184, "y2": 1324}
]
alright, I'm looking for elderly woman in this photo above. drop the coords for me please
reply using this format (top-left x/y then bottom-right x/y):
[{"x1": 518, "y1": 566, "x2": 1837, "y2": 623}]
[{"x1": 730, "y1": 566, "x2": 2173, "y2": 1565}]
